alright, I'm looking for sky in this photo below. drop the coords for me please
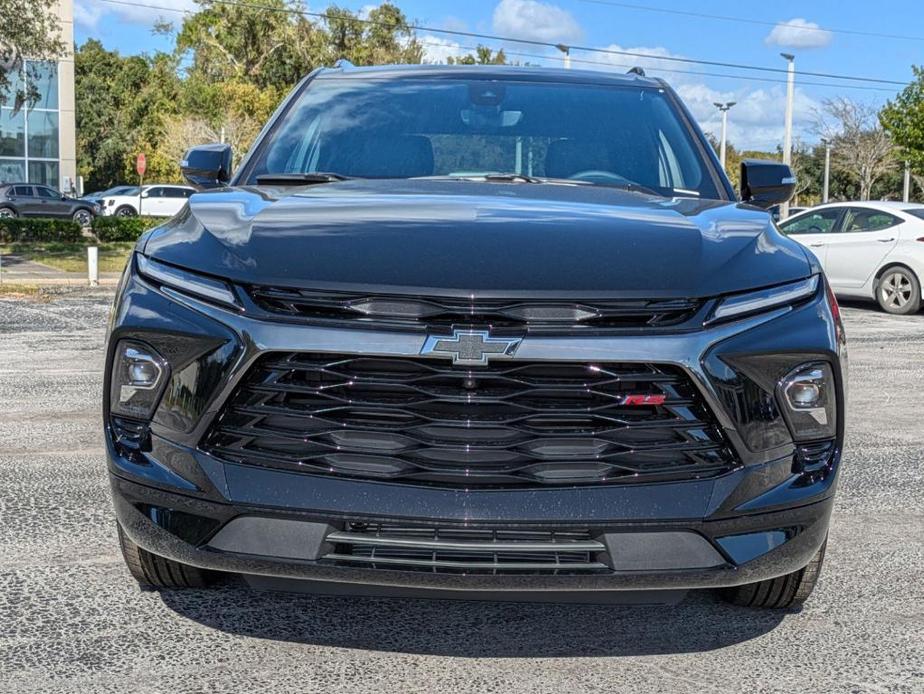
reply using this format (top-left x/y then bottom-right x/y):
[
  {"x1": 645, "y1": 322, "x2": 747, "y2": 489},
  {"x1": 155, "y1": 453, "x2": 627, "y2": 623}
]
[{"x1": 73, "y1": 0, "x2": 924, "y2": 151}]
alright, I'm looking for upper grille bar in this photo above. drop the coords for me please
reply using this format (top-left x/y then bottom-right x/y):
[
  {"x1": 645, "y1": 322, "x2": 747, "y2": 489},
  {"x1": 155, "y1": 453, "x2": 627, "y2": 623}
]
[{"x1": 247, "y1": 287, "x2": 703, "y2": 331}]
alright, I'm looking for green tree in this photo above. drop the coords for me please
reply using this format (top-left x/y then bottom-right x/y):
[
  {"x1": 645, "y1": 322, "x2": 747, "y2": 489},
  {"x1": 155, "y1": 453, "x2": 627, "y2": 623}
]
[
  {"x1": 176, "y1": 0, "x2": 296, "y2": 88},
  {"x1": 880, "y1": 65, "x2": 924, "y2": 193},
  {"x1": 75, "y1": 41, "x2": 181, "y2": 190},
  {"x1": 816, "y1": 97, "x2": 895, "y2": 201},
  {"x1": 448, "y1": 46, "x2": 508, "y2": 66},
  {"x1": 75, "y1": 2, "x2": 425, "y2": 187},
  {"x1": 0, "y1": 0, "x2": 66, "y2": 108}
]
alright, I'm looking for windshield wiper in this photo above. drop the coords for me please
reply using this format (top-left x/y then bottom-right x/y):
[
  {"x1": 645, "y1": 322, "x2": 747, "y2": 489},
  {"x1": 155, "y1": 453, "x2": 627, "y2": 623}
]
[
  {"x1": 255, "y1": 172, "x2": 351, "y2": 185},
  {"x1": 481, "y1": 172, "x2": 544, "y2": 184},
  {"x1": 599, "y1": 181, "x2": 663, "y2": 196}
]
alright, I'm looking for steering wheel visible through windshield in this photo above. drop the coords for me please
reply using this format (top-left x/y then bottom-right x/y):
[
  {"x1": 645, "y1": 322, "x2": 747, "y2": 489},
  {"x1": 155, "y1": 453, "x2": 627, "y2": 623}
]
[{"x1": 243, "y1": 75, "x2": 723, "y2": 200}]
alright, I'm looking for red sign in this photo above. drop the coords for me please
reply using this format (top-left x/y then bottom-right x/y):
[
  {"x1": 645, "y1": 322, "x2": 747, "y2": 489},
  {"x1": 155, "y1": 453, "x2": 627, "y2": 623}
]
[{"x1": 136, "y1": 153, "x2": 146, "y2": 177}]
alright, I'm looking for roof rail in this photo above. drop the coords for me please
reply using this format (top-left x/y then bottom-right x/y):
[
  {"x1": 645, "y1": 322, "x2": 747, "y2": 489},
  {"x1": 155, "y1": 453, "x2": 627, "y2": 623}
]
[
  {"x1": 333, "y1": 58, "x2": 356, "y2": 70},
  {"x1": 626, "y1": 66, "x2": 646, "y2": 77}
]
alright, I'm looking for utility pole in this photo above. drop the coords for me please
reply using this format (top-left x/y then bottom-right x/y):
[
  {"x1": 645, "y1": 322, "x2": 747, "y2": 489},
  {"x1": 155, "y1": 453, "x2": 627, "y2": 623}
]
[
  {"x1": 781, "y1": 53, "x2": 795, "y2": 219},
  {"x1": 904, "y1": 162, "x2": 911, "y2": 203},
  {"x1": 713, "y1": 102, "x2": 736, "y2": 169},
  {"x1": 822, "y1": 138, "x2": 831, "y2": 204},
  {"x1": 555, "y1": 44, "x2": 571, "y2": 69}
]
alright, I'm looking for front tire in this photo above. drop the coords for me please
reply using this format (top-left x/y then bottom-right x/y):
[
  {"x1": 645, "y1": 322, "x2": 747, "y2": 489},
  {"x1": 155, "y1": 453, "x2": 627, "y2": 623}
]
[
  {"x1": 117, "y1": 524, "x2": 211, "y2": 589},
  {"x1": 721, "y1": 538, "x2": 827, "y2": 609},
  {"x1": 72, "y1": 209, "x2": 92, "y2": 227},
  {"x1": 877, "y1": 266, "x2": 921, "y2": 315},
  {"x1": 114, "y1": 205, "x2": 137, "y2": 218},
  {"x1": 0, "y1": 206, "x2": 16, "y2": 219}
]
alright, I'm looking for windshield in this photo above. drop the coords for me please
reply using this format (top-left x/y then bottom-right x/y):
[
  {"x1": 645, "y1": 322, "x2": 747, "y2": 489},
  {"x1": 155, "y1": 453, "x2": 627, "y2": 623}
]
[{"x1": 244, "y1": 77, "x2": 723, "y2": 199}]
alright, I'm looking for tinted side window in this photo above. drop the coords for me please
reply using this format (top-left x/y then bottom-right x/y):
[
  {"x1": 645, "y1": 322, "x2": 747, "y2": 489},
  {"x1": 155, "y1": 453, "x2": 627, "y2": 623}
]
[
  {"x1": 36, "y1": 187, "x2": 58, "y2": 199},
  {"x1": 145, "y1": 187, "x2": 164, "y2": 198},
  {"x1": 780, "y1": 209, "x2": 841, "y2": 235},
  {"x1": 12, "y1": 185, "x2": 33, "y2": 197},
  {"x1": 843, "y1": 208, "x2": 900, "y2": 232},
  {"x1": 163, "y1": 187, "x2": 190, "y2": 198},
  {"x1": 904, "y1": 208, "x2": 924, "y2": 221}
]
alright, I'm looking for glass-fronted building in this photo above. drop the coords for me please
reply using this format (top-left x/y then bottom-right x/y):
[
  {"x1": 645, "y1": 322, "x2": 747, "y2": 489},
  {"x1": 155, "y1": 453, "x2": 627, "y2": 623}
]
[{"x1": 0, "y1": 0, "x2": 76, "y2": 192}]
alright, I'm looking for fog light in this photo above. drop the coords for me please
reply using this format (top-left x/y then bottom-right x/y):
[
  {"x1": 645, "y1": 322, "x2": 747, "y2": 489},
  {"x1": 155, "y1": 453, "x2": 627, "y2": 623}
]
[
  {"x1": 109, "y1": 340, "x2": 169, "y2": 419},
  {"x1": 777, "y1": 363, "x2": 836, "y2": 441},
  {"x1": 129, "y1": 360, "x2": 159, "y2": 386},
  {"x1": 785, "y1": 373, "x2": 823, "y2": 408}
]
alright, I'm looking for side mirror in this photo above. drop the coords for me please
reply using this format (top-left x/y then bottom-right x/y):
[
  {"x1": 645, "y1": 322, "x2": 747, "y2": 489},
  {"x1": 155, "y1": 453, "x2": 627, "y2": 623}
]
[
  {"x1": 181, "y1": 143, "x2": 233, "y2": 189},
  {"x1": 140, "y1": 190, "x2": 149, "y2": 199},
  {"x1": 740, "y1": 159, "x2": 796, "y2": 209}
]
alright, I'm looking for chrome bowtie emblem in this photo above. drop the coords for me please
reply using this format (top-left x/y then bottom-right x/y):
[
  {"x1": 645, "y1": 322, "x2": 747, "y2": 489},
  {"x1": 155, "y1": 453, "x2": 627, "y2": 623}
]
[{"x1": 421, "y1": 329, "x2": 522, "y2": 366}]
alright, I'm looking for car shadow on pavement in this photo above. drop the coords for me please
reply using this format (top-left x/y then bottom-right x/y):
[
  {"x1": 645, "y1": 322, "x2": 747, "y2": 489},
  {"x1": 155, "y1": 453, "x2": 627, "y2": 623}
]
[{"x1": 159, "y1": 582, "x2": 787, "y2": 657}]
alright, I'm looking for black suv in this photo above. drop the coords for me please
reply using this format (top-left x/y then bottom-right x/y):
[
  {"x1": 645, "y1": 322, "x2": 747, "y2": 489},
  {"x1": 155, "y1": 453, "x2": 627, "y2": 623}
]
[
  {"x1": 105, "y1": 65, "x2": 846, "y2": 609},
  {"x1": 0, "y1": 183, "x2": 99, "y2": 225}
]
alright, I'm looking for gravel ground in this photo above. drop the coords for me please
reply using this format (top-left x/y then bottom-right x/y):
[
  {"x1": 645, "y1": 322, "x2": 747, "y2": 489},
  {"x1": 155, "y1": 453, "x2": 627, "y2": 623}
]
[{"x1": 0, "y1": 288, "x2": 922, "y2": 693}]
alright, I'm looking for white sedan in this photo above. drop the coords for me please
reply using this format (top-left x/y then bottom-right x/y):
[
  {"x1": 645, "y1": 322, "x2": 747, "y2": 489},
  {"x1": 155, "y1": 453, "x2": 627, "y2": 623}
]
[
  {"x1": 100, "y1": 184, "x2": 196, "y2": 218},
  {"x1": 779, "y1": 201, "x2": 924, "y2": 315}
]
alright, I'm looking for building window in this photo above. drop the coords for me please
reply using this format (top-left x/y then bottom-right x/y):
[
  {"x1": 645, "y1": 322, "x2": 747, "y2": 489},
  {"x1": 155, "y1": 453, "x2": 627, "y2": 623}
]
[
  {"x1": 0, "y1": 60, "x2": 60, "y2": 187},
  {"x1": 27, "y1": 111, "x2": 59, "y2": 158},
  {"x1": 0, "y1": 158, "x2": 26, "y2": 181},
  {"x1": 30, "y1": 62, "x2": 58, "y2": 110},
  {"x1": 0, "y1": 109, "x2": 25, "y2": 156},
  {"x1": 28, "y1": 161, "x2": 59, "y2": 187}
]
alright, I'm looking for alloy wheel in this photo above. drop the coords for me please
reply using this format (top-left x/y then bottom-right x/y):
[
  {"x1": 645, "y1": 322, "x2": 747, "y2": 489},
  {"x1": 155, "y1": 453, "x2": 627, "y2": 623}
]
[
  {"x1": 881, "y1": 271, "x2": 913, "y2": 310},
  {"x1": 74, "y1": 210, "x2": 92, "y2": 227},
  {"x1": 0, "y1": 208, "x2": 15, "y2": 219}
]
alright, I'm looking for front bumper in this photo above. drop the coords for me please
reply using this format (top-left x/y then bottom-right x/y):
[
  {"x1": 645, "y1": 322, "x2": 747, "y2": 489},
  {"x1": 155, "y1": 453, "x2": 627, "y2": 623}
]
[
  {"x1": 111, "y1": 458, "x2": 836, "y2": 592},
  {"x1": 104, "y1": 264, "x2": 846, "y2": 593}
]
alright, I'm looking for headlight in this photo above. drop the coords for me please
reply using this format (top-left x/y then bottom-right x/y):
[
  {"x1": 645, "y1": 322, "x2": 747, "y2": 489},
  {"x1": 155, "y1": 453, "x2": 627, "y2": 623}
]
[
  {"x1": 109, "y1": 340, "x2": 169, "y2": 419},
  {"x1": 777, "y1": 362, "x2": 837, "y2": 441},
  {"x1": 136, "y1": 254, "x2": 239, "y2": 308},
  {"x1": 710, "y1": 275, "x2": 819, "y2": 323}
]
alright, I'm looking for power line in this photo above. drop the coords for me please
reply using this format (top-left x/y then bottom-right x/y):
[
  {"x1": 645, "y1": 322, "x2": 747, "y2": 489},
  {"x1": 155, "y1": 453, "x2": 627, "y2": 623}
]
[
  {"x1": 93, "y1": 0, "x2": 910, "y2": 88},
  {"x1": 474, "y1": 44, "x2": 896, "y2": 92},
  {"x1": 415, "y1": 38, "x2": 893, "y2": 92},
  {"x1": 570, "y1": 0, "x2": 924, "y2": 43}
]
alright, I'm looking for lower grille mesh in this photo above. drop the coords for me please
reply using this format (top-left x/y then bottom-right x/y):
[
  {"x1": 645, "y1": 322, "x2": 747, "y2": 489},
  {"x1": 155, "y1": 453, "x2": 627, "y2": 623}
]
[
  {"x1": 322, "y1": 524, "x2": 608, "y2": 575},
  {"x1": 203, "y1": 352, "x2": 738, "y2": 487}
]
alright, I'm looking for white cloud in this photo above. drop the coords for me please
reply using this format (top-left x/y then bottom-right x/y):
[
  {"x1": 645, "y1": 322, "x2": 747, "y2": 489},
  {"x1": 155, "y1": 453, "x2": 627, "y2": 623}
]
[
  {"x1": 591, "y1": 43, "x2": 689, "y2": 76},
  {"x1": 679, "y1": 82, "x2": 820, "y2": 151},
  {"x1": 74, "y1": 0, "x2": 196, "y2": 29},
  {"x1": 492, "y1": 0, "x2": 582, "y2": 44},
  {"x1": 419, "y1": 35, "x2": 465, "y2": 64},
  {"x1": 764, "y1": 18, "x2": 833, "y2": 49}
]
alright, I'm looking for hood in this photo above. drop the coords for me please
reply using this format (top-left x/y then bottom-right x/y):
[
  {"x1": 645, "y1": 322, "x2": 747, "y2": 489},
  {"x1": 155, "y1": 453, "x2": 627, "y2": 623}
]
[{"x1": 143, "y1": 179, "x2": 813, "y2": 299}]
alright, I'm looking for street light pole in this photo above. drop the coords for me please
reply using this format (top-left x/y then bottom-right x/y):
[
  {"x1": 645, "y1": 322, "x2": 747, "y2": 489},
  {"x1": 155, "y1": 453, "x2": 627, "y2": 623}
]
[
  {"x1": 781, "y1": 53, "x2": 795, "y2": 219},
  {"x1": 713, "y1": 101, "x2": 736, "y2": 169},
  {"x1": 904, "y1": 161, "x2": 911, "y2": 203},
  {"x1": 555, "y1": 44, "x2": 571, "y2": 69},
  {"x1": 822, "y1": 138, "x2": 831, "y2": 204}
]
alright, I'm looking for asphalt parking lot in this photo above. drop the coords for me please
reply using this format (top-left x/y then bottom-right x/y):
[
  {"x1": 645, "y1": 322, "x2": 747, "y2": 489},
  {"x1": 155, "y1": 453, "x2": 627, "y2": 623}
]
[{"x1": 1, "y1": 288, "x2": 922, "y2": 693}]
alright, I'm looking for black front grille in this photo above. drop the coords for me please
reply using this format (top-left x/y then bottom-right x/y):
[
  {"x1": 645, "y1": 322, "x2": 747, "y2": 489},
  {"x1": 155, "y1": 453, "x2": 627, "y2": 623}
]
[
  {"x1": 203, "y1": 353, "x2": 738, "y2": 487},
  {"x1": 322, "y1": 524, "x2": 609, "y2": 575},
  {"x1": 247, "y1": 287, "x2": 703, "y2": 331}
]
